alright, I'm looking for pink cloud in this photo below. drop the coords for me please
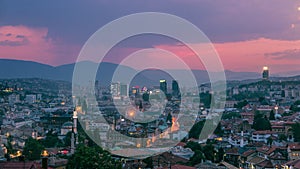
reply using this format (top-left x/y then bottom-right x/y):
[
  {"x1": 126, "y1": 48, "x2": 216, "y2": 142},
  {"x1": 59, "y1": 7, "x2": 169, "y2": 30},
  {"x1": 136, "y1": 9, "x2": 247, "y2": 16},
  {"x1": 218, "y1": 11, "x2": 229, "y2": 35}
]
[
  {"x1": 0, "y1": 25, "x2": 80, "y2": 66},
  {"x1": 214, "y1": 38, "x2": 300, "y2": 73},
  {"x1": 154, "y1": 38, "x2": 300, "y2": 73}
]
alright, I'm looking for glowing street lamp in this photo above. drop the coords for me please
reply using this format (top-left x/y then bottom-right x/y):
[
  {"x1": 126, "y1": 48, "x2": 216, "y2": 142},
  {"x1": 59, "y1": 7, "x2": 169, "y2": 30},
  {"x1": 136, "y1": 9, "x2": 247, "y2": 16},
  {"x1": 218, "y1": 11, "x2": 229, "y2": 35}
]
[
  {"x1": 16, "y1": 150, "x2": 22, "y2": 157},
  {"x1": 41, "y1": 150, "x2": 49, "y2": 169},
  {"x1": 275, "y1": 105, "x2": 279, "y2": 116},
  {"x1": 128, "y1": 110, "x2": 135, "y2": 117},
  {"x1": 41, "y1": 150, "x2": 49, "y2": 157}
]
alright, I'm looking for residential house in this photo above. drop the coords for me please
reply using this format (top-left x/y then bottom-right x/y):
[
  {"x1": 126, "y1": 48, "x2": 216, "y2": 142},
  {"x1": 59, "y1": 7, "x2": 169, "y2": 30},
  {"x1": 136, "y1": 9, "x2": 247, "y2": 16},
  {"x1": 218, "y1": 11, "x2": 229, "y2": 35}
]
[{"x1": 288, "y1": 143, "x2": 300, "y2": 160}]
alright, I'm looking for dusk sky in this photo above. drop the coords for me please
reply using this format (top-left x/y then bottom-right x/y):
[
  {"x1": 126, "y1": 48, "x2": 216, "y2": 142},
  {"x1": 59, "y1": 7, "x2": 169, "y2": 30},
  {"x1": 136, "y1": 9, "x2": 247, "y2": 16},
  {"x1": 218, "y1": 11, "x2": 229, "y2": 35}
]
[{"x1": 0, "y1": 0, "x2": 300, "y2": 74}]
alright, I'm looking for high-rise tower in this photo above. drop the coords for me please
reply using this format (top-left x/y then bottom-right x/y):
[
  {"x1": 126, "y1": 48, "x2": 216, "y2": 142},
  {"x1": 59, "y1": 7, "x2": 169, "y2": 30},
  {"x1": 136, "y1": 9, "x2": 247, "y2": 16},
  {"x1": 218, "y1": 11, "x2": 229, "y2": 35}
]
[
  {"x1": 160, "y1": 79, "x2": 167, "y2": 94},
  {"x1": 172, "y1": 80, "x2": 179, "y2": 96},
  {"x1": 262, "y1": 66, "x2": 269, "y2": 81}
]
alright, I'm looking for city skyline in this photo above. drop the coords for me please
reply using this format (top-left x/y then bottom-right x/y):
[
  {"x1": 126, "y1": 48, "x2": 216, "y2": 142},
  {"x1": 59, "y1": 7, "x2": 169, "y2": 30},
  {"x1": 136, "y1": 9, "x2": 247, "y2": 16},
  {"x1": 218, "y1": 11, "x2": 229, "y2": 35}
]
[
  {"x1": 2, "y1": 1, "x2": 300, "y2": 168},
  {"x1": 0, "y1": 1, "x2": 300, "y2": 73}
]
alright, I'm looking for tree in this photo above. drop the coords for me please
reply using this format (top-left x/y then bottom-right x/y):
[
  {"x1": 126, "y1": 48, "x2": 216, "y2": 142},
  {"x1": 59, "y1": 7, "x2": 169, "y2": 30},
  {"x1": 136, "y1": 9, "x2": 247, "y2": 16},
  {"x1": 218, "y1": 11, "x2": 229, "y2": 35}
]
[
  {"x1": 214, "y1": 123, "x2": 224, "y2": 136},
  {"x1": 185, "y1": 142, "x2": 206, "y2": 166},
  {"x1": 64, "y1": 132, "x2": 72, "y2": 147},
  {"x1": 279, "y1": 134, "x2": 287, "y2": 142},
  {"x1": 267, "y1": 136, "x2": 273, "y2": 147},
  {"x1": 189, "y1": 120, "x2": 205, "y2": 139},
  {"x1": 199, "y1": 93, "x2": 212, "y2": 108},
  {"x1": 269, "y1": 110, "x2": 275, "y2": 120},
  {"x1": 23, "y1": 137, "x2": 44, "y2": 161},
  {"x1": 67, "y1": 145, "x2": 121, "y2": 169},
  {"x1": 290, "y1": 100, "x2": 300, "y2": 112},
  {"x1": 185, "y1": 141, "x2": 202, "y2": 152},
  {"x1": 281, "y1": 90, "x2": 285, "y2": 97},
  {"x1": 143, "y1": 157, "x2": 153, "y2": 168},
  {"x1": 6, "y1": 135, "x2": 15, "y2": 155},
  {"x1": 217, "y1": 147, "x2": 225, "y2": 162},
  {"x1": 253, "y1": 112, "x2": 271, "y2": 131},
  {"x1": 189, "y1": 150, "x2": 205, "y2": 165},
  {"x1": 166, "y1": 113, "x2": 172, "y2": 124},
  {"x1": 292, "y1": 123, "x2": 300, "y2": 142},
  {"x1": 0, "y1": 109, "x2": 4, "y2": 116},
  {"x1": 142, "y1": 93, "x2": 149, "y2": 102},
  {"x1": 202, "y1": 144, "x2": 216, "y2": 162},
  {"x1": 222, "y1": 112, "x2": 241, "y2": 120},
  {"x1": 234, "y1": 100, "x2": 248, "y2": 109},
  {"x1": 43, "y1": 131, "x2": 63, "y2": 148}
]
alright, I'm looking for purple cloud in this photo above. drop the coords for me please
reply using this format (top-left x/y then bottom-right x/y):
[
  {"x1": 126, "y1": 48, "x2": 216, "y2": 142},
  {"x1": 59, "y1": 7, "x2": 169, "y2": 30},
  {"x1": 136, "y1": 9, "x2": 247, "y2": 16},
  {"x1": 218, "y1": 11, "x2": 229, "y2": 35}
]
[{"x1": 265, "y1": 49, "x2": 300, "y2": 60}]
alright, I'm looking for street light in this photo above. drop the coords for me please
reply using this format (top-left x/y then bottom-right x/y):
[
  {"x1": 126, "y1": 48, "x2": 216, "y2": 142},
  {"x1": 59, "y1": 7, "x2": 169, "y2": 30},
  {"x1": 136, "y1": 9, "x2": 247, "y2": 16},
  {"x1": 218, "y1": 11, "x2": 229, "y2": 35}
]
[
  {"x1": 16, "y1": 150, "x2": 22, "y2": 157},
  {"x1": 274, "y1": 105, "x2": 278, "y2": 111},
  {"x1": 128, "y1": 109, "x2": 136, "y2": 118},
  {"x1": 41, "y1": 150, "x2": 49, "y2": 157},
  {"x1": 41, "y1": 150, "x2": 49, "y2": 169}
]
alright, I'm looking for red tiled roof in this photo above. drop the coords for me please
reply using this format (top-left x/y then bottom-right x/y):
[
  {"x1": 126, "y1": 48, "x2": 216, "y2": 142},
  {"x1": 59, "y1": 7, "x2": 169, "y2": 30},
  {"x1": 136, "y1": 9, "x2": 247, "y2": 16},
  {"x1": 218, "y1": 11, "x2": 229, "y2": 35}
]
[
  {"x1": 241, "y1": 149, "x2": 256, "y2": 157},
  {"x1": 0, "y1": 162, "x2": 40, "y2": 169},
  {"x1": 248, "y1": 156, "x2": 265, "y2": 164},
  {"x1": 240, "y1": 112, "x2": 254, "y2": 116},
  {"x1": 272, "y1": 126, "x2": 285, "y2": 129},
  {"x1": 176, "y1": 142, "x2": 186, "y2": 147},
  {"x1": 284, "y1": 159, "x2": 300, "y2": 169},
  {"x1": 160, "y1": 164, "x2": 196, "y2": 169},
  {"x1": 289, "y1": 143, "x2": 300, "y2": 150},
  {"x1": 256, "y1": 160, "x2": 273, "y2": 168},
  {"x1": 226, "y1": 147, "x2": 239, "y2": 155},
  {"x1": 269, "y1": 152, "x2": 286, "y2": 160},
  {"x1": 247, "y1": 142, "x2": 265, "y2": 148},
  {"x1": 152, "y1": 152, "x2": 189, "y2": 165},
  {"x1": 257, "y1": 146, "x2": 277, "y2": 155},
  {"x1": 285, "y1": 121, "x2": 296, "y2": 125},
  {"x1": 220, "y1": 161, "x2": 238, "y2": 169}
]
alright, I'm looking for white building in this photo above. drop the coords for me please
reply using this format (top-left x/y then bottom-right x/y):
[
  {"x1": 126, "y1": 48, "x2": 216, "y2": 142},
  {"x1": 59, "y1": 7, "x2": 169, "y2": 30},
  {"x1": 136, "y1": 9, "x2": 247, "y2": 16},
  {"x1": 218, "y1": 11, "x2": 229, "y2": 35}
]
[
  {"x1": 8, "y1": 94, "x2": 20, "y2": 104},
  {"x1": 111, "y1": 82, "x2": 128, "y2": 98},
  {"x1": 252, "y1": 130, "x2": 278, "y2": 143},
  {"x1": 25, "y1": 94, "x2": 36, "y2": 104},
  {"x1": 37, "y1": 94, "x2": 42, "y2": 101},
  {"x1": 170, "y1": 146, "x2": 195, "y2": 160},
  {"x1": 60, "y1": 122, "x2": 73, "y2": 136},
  {"x1": 110, "y1": 82, "x2": 120, "y2": 97}
]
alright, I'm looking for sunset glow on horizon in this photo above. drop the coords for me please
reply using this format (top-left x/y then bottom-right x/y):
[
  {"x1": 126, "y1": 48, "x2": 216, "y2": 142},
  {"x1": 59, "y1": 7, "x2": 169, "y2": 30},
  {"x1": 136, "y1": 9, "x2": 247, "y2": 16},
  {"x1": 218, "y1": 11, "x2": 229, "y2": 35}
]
[{"x1": 0, "y1": 1, "x2": 300, "y2": 74}]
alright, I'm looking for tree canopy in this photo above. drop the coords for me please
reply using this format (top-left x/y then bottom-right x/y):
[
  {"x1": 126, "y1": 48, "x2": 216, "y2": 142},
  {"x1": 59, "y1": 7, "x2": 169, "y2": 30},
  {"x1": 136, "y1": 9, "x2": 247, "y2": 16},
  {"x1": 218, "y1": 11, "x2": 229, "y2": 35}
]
[
  {"x1": 292, "y1": 123, "x2": 300, "y2": 142},
  {"x1": 67, "y1": 145, "x2": 121, "y2": 169},
  {"x1": 23, "y1": 137, "x2": 44, "y2": 161},
  {"x1": 290, "y1": 100, "x2": 300, "y2": 112},
  {"x1": 253, "y1": 111, "x2": 271, "y2": 131},
  {"x1": 188, "y1": 120, "x2": 205, "y2": 139},
  {"x1": 42, "y1": 131, "x2": 64, "y2": 148},
  {"x1": 269, "y1": 110, "x2": 275, "y2": 120}
]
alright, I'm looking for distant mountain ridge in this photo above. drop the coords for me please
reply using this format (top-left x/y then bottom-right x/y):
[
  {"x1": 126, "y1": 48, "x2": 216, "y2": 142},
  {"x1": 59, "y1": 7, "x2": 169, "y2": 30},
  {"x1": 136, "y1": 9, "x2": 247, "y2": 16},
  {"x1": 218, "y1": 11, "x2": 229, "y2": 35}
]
[{"x1": 0, "y1": 59, "x2": 298, "y2": 87}]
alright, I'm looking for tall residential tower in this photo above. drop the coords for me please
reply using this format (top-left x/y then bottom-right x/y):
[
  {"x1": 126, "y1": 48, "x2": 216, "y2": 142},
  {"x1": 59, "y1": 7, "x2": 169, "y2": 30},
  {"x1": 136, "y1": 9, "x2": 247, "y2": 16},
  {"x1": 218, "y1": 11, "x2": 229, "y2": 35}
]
[{"x1": 262, "y1": 66, "x2": 269, "y2": 81}]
